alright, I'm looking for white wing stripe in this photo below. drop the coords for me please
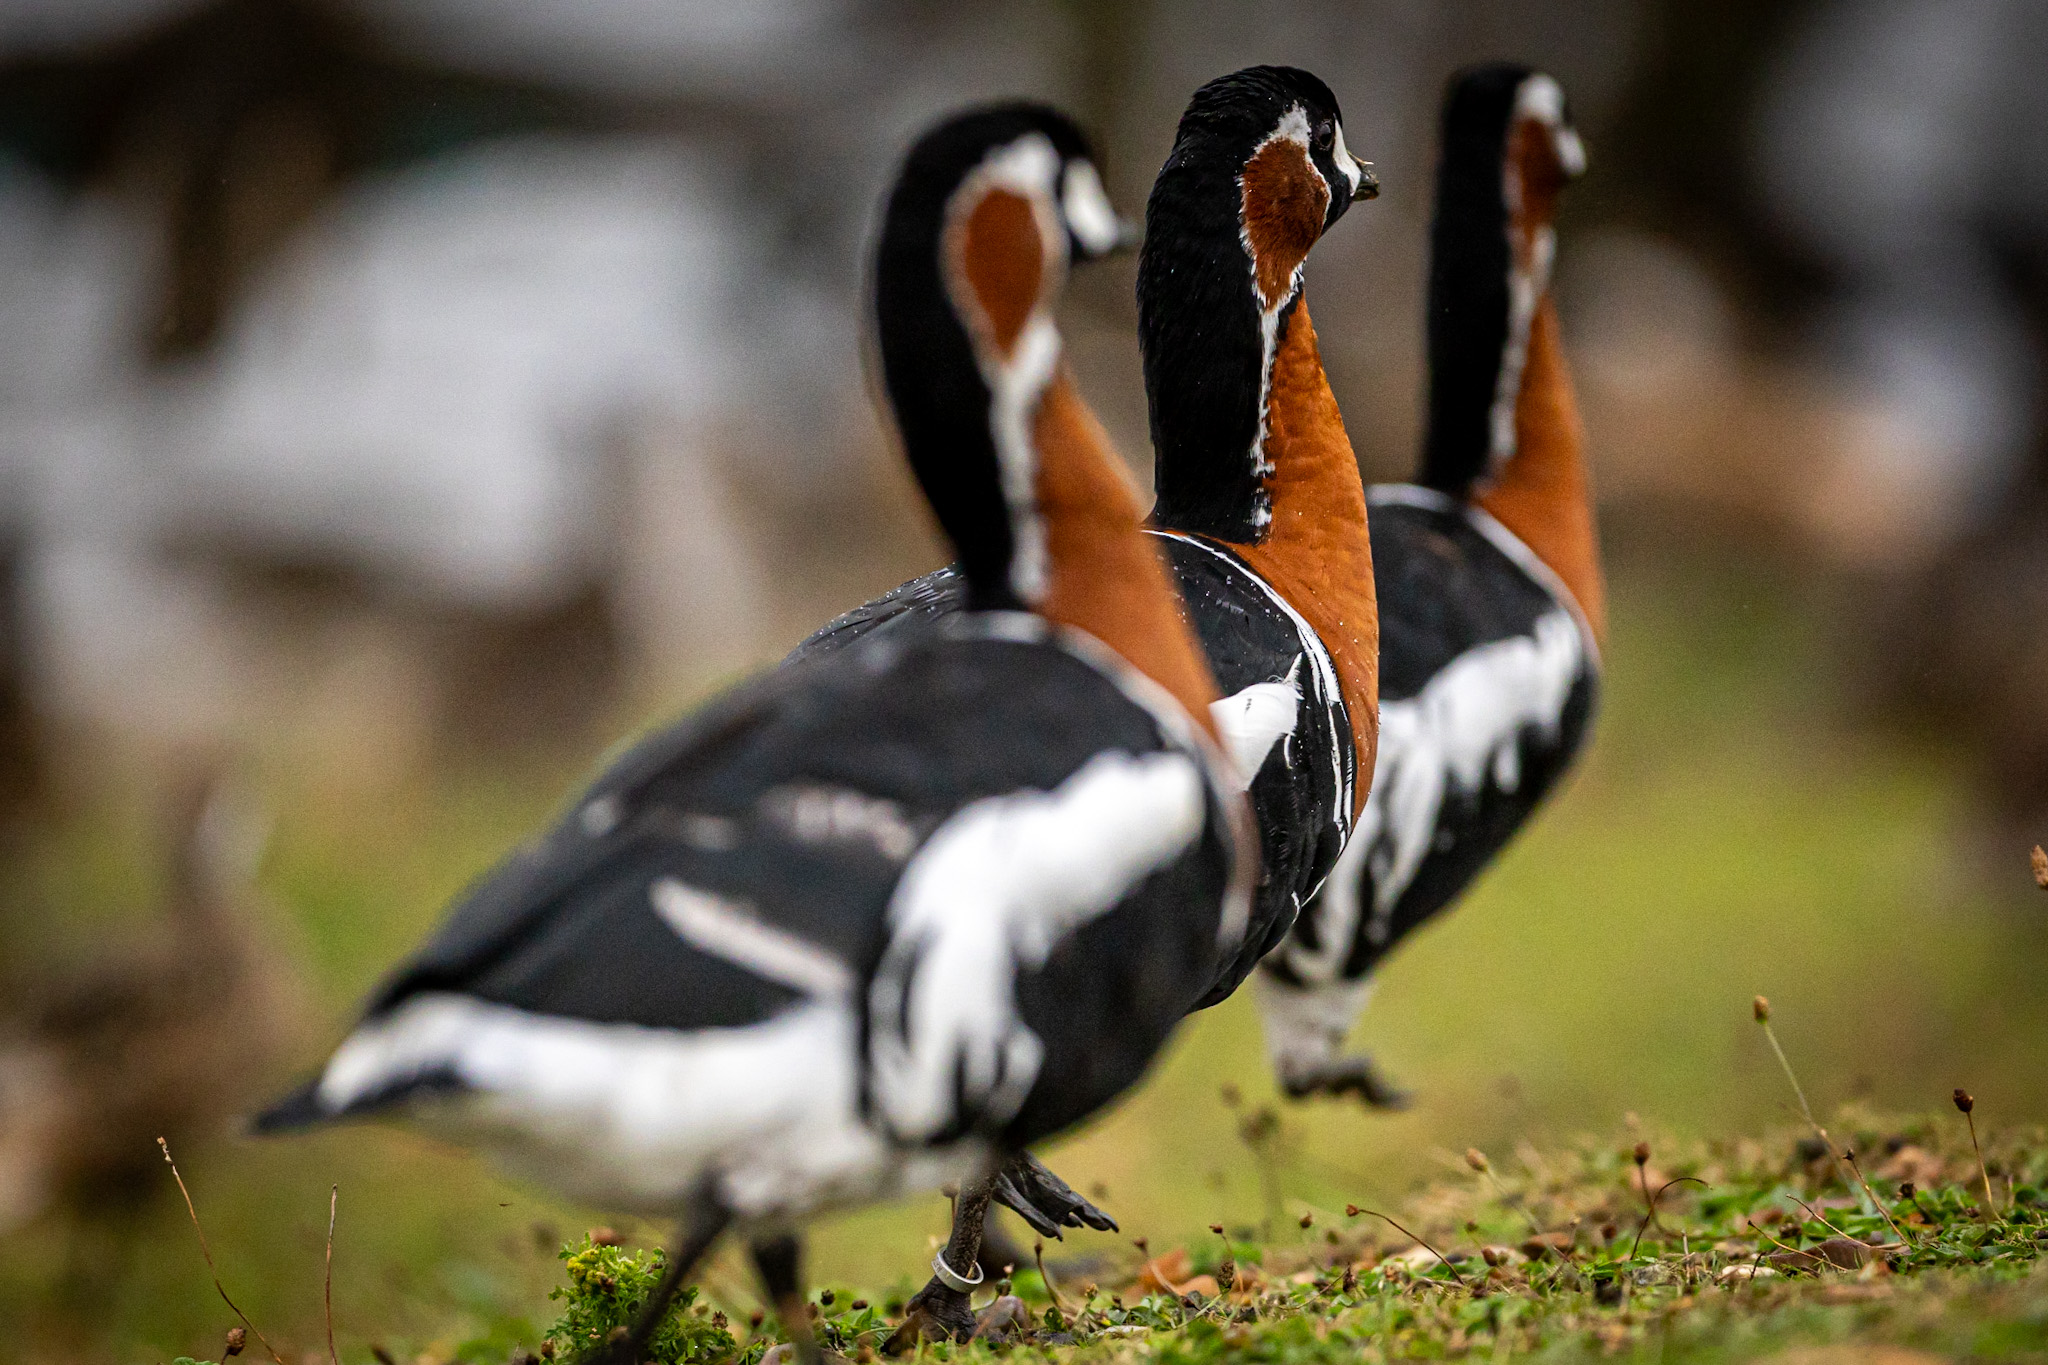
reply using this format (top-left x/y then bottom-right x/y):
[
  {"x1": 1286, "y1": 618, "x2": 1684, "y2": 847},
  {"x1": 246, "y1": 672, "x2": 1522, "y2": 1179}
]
[
  {"x1": 651, "y1": 878, "x2": 855, "y2": 1001},
  {"x1": 1280, "y1": 608, "x2": 1585, "y2": 984},
  {"x1": 867, "y1": 750, "x2": 1207, "y2": 1141}
]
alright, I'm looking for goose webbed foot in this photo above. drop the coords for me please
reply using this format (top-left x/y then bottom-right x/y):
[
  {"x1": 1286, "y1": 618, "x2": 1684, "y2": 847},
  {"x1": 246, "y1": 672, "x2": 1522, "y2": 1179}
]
[
  {"x1": 990, "y1": 1151, "x2": 1117, "y2": 1237},
  {"x1": 885, "y1": 1278, "x2": 978, "y2": 1352},
  {"x1": 1279, "y1": 1053, "x2": 1411, "y2": 1109}
]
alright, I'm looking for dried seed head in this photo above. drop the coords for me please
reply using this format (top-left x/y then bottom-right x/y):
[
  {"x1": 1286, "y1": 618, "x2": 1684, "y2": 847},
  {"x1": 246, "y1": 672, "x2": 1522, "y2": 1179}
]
[
  {"x1": 1341, "y1": 1265, "x2": 1357, "y2": 1294},
  {"x1": 713, "y1": 1312, "x2": 730, "y2": 1329},
  {"x1": 1899, "y1": 1182, "x2": 1916, "y2": 1199},
  {"x1": 1133, "y1": 1236, "x2": 1149, "y2": 1254},
  {"x1": 750, "y1": 1310, "x2": 766, "y2": 1329},
  {"x1": 1299, "y1": 1212, "x2": 1314, "y2": 1229},
  {"x1": 1210, "y1": 1223, "x2": 1226, "y2": 1235},
  {"x1": 850, "y1": 1301, "x2": 867, "y2": 1312},
  {"x1": 1344, "y1": 1205, "x2": 1361, "y2": 1218},
  {"x1": 1465, "y1": 1148, "x2": 1490, "y2": 1174},
  {"x1": 1220, "y1": 1082, "x2": 1242, "y2": 1108},
  {"x1": 1753, "y1": 995, "x2": 1770, "y2": 1024},
  {"x1": 1465, "y1": 1220, "x2": 1479, "y2": 1233},
  {"x1": 2032, "y1": 844, "x2": 2047, "y2": 889},
  {"x1": 820, "y1": 1289, "x2": 835, "y2": 1306},
  {"x1": 1955, "y1": 1089, "x2": 1975, "y2": 1115},
  {"x1": 1633, "y1": 1141, "x2": 1651, "y2": 1167},
  {"x1": 539, "y1": 1343, "x2": 556, "y2": 1361},
  {"x1": 1481, "y1": 1246, "x2": 1505, "y2": 1267},
  {"x1": 224, "y1": 1327, "x2": 247, "y2": 1358},
  {"x1": 1218, "y1": 1258, "x2": 1236, "y2": 1291}
]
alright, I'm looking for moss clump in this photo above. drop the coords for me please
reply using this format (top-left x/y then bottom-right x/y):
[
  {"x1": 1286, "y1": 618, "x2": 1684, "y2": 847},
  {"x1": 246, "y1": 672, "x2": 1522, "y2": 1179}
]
[{"x1": 546, "y1": 1237, "x2": 739, "y2": 1365}]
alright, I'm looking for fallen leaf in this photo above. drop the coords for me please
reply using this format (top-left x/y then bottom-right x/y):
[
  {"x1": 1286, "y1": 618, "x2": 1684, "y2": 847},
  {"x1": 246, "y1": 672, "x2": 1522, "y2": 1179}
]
[
  {"x1": 1767, "y1": 1237, "x2": 1873, "y2": 1273},
  {"x1": 1135, "y1": 1247, "x2": 1193, "y2": 1296}
]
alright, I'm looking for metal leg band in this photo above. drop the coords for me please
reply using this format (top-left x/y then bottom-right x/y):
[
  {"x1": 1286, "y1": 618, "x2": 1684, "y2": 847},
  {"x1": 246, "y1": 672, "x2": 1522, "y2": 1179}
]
[{"x1": 931, "y1": 1249, "x2": 984, "y2": 1294}]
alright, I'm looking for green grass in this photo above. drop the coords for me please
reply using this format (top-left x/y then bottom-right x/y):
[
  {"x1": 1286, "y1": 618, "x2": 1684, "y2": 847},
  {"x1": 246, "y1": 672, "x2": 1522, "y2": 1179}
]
[
  {"x1": 301, "y1": 1112, "x2": 2048, "y2": 1365},
  {"x1": 6, "y1": 553, "x2": 2047, "y2": 1363}
]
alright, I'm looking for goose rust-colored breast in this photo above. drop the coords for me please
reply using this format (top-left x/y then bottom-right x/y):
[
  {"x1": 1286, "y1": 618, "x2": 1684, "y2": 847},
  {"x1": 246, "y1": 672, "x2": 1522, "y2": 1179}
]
[{"x1": 1226, "y1": 300, "x2": 1379, "y2": 812}]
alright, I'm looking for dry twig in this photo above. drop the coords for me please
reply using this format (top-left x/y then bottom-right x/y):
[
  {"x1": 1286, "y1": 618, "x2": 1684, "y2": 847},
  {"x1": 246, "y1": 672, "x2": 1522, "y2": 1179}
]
[
  {"x1": 326, "y1": 1185, "x2": 340, "y2": 1365},
  {"x1": 159, "y1": 1137, "x2": 286, "y2": 1365}
]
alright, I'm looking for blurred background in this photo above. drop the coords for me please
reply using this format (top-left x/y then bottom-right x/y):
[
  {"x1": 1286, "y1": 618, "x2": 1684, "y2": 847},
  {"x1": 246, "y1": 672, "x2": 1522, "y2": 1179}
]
[{"x1": 1, "y1": 0, "x2": 2046, "y2": 1359}]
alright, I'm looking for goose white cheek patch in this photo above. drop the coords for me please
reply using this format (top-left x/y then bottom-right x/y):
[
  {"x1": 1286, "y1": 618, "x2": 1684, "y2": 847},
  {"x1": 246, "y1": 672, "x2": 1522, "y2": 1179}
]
[{"x1": 1062, "y1": 161, "x2": 1121, "y2": 256}]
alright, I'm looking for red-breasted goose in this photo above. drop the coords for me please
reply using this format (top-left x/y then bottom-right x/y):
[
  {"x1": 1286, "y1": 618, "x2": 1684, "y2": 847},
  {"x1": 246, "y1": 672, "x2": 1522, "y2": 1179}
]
[
  {"x1": 792, "y1": 66, "x2": 1380, "y2": 1247},
  {"x1": 1257, "y1": 64, "x2": 1602, "y2": 1105},
  {"x1": 253, "y1": 105, "x2": 1252, "y2": 1365}
]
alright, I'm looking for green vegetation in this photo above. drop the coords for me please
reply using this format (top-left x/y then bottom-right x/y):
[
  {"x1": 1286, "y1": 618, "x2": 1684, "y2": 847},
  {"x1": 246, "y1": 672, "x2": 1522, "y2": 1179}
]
[
  {"x1": 5, "y1": 554, "x2": 2046, "y2": 1365},
  {"x1": 546, "y1": 1240, "x2": 741, "y2": 1365},
  {"x1": 521, "y1": 1109, "x2": 2048, "y2": 1364}
]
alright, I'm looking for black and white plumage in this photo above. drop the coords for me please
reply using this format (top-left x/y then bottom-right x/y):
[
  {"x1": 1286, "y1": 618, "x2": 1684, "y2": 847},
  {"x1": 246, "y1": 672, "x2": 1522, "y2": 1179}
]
[
  {"x1": 255, "y1": 103, "x2": 1250, "y2": 1358},
  {"x1": 262, "y1": 616, "x2": 1240, "y2": 1209},
  {"x1": 1256, "y1": 487, "x2": 1597, "y2": 1081},
  {"x1": 1254, "y1": 65, "x2": 1603, "y2": 1101},
  {"x1": 793, "y1": 66, "x2": 1375, "y2": 1024},
  {"x1": 795, "y1": 533, "x2": 1353, "y2": 1012}
]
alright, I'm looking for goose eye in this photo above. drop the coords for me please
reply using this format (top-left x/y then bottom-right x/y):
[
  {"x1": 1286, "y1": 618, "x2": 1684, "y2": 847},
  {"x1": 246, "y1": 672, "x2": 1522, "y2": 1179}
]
[{"x1": 1313, "y1": 121, "x2": 1334, "y2": 151}]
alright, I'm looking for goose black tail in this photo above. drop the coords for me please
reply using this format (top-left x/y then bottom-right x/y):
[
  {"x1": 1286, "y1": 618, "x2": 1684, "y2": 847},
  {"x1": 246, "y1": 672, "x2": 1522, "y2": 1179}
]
[{"x1": 248, "y1": 1077, "x2": 331, "y2": 1135}]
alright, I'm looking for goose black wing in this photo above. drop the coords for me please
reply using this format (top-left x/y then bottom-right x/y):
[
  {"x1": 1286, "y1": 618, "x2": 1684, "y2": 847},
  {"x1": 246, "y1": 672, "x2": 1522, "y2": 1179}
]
[
  {"x1": 351, "y1": 625, "x2": 1234, "y2": 1146},
  {"x1": 787, "y1": 540, "x2": 1352, "y2": 1012},
  {"x1": 1270, "y1": 488, "x2": 1598, "y2": 988}
]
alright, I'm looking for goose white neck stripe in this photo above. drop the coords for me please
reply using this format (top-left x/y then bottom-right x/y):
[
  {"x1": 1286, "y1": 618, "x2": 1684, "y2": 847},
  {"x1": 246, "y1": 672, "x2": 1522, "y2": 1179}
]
[
  {"x1": 942, "y1": 133, "x2": 1068, "y2": 606},
  {"x1": 1236, "y1": 104, "x2": 1326, "y2": 533},
  {"x1": 1061, "y1": 160, "x2": 1121, "y2": 255}
]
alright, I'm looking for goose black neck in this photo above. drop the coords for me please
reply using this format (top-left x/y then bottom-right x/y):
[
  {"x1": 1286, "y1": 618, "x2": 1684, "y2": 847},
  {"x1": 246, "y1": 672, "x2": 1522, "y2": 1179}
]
[
  {"x1": 1138, "y1": 115, "x2": 1279, "y2": 544},
  {"x1": 1419, "y1": 64, "x2": 1528, "y2": 499},
  {"x1": 872, "y1": 115, "x2": 1045, "y2": 613}
]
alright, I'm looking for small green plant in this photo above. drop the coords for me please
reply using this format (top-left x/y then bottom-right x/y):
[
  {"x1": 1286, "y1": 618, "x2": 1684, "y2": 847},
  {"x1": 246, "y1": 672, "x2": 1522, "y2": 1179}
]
[{"x1": 546, "y1": 1236, "x2": 739, "y2": 1365}]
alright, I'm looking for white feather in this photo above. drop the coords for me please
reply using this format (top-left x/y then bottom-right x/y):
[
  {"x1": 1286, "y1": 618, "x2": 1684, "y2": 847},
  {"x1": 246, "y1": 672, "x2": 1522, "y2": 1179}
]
[
  {"x1": 1277, "y1": 608, "x2": 1585, "y2": 986},
  {"x1": 312, "y1": 994, "x2": 974, "y2": 1218},
  {"x1": 867, "y1": 749, "x2": 1207, "y2": 1141},
  {"x1": 1209, "y1": 659, "x2": 1302, "y2": 791}
]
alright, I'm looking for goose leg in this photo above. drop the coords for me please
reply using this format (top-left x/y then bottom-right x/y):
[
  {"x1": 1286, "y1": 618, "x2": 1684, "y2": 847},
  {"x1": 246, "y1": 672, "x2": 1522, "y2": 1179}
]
[
  {"x1": 597, "y1": 1198, "x2": 731, "y2": 1365},
  {"x1": 753, "y1": 1232, "x2": 823, "y2": 1365},
  {"x1": 884, "y1": 1175, "x2": 992, "y2": 1351}
]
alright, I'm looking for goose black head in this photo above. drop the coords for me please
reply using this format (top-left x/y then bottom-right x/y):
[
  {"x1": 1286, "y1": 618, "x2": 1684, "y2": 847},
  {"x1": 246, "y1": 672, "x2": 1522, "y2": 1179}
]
[
  {"x1": 1423, "y1": 64, "x2": 1587, "y2": 495},
  {"x1": 1140, "y1": 66, "x2": 1372, "y2": 541},
  {"x1": 872, "y1": 103, "x2": 1125, "y2": 611}
]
